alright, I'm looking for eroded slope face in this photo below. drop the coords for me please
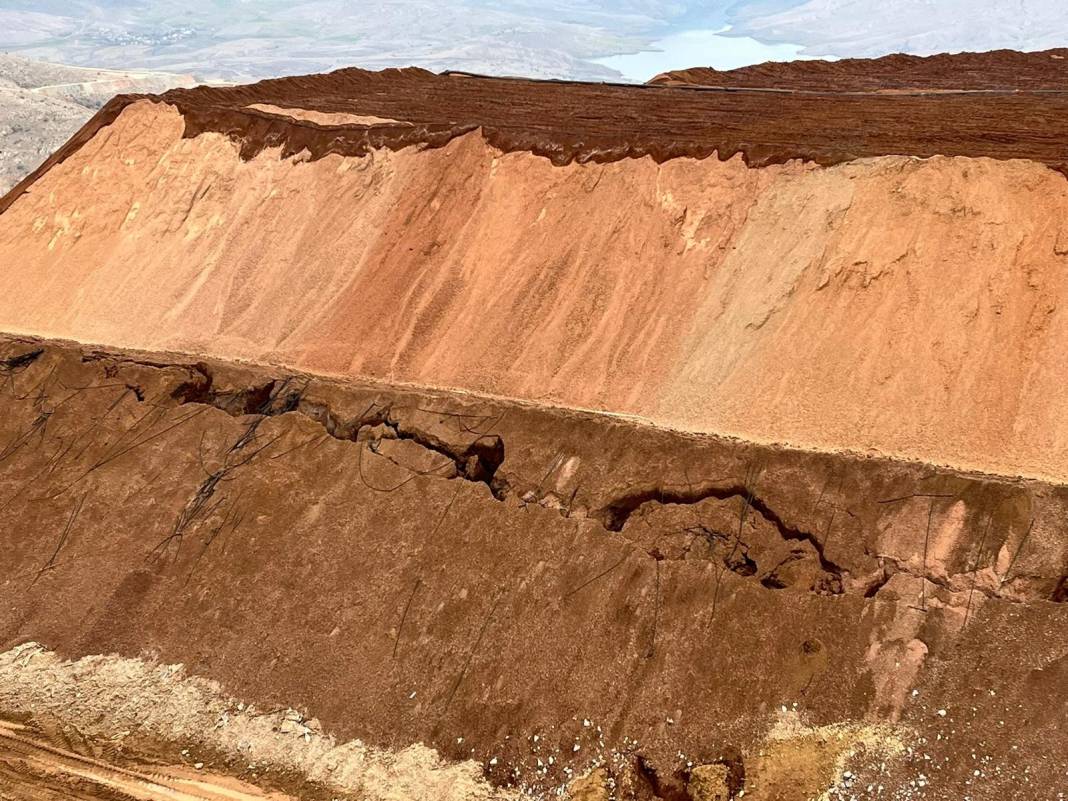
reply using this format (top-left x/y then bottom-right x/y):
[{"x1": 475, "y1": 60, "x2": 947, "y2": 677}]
[
  {"x1": 3, "y1": 99, "x2": 1068, "y2": 481},
  {"x1": 3, "y1": 60, "x2": 1068, "y2": 801},
  {"x1": 0, "y1": 338, "x2": 1065, "y2": 800}
]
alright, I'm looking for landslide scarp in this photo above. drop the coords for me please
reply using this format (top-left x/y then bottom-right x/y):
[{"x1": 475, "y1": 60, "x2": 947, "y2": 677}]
[
  {"x1": 2, "y1": 49, "x2": 1068, "y2": 801},
  {"x1": 1, "y1": 336, "x2": 1067, "y2": 800}
]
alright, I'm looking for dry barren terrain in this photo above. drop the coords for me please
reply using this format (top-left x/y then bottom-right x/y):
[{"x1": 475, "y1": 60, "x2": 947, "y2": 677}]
[
  {"x1": 2, "y1": 51, "x2": 1067, "y2": 800},
  {"x1": 0, "y1": 54, "x2": 194, "y2": 196}
]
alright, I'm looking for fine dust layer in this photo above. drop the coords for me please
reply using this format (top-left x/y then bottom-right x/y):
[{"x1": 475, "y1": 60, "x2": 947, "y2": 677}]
[
  {"x1": 648, "y1": 48, "x2": 1068, "y2": 90},
  {"x1": 0, "y1": 337, "x2": 1066, "y2": 800},
  {"x1": 6, "y1": 101, "x2": 1068, "y2": 481}
]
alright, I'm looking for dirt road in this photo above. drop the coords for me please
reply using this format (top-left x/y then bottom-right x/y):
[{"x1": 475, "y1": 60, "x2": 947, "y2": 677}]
[{"x1": 0, "y1": 719, "x2": 293, "y2": 801}]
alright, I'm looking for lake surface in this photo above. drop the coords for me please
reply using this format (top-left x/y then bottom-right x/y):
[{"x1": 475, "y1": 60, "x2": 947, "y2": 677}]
[{"x1": 594, "y1": 25, "x2": 820, "y2": 82}]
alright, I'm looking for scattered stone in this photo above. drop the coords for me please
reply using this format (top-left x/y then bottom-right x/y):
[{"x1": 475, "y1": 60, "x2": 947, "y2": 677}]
[
  {"x1": 566, "y1": 767, "x2": 609, "y2": 801},
  {"x1": 687, "y1": 763, "x2": 731, "y2": 801}
]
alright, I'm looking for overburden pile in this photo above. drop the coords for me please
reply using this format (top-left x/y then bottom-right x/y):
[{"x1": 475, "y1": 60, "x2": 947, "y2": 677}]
[{"x1": 0, "y1": 51, "x2": 1066, "y2": 801}]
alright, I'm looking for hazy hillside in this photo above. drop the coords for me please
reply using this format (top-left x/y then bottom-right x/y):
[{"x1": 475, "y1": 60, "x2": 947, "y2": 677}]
[
  {"x1": 0, "y1": 1, "x2": 679, "y2": 82},
  {"x1": 0, "y1": 53, "x2": 194, "y2": 195},
  {"x1": 731, "y1": 0, "x2": 1068, "y2": 56},
  {"x1": 4, "y1": 1, "x2": 1065, "y2": 83}
]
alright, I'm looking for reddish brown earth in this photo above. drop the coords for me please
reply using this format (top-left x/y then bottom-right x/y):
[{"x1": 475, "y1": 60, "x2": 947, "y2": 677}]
[
  {"x1": 648, "y1": 48, "x2": 1068, "y2": 90},
  {"x1": 2, "y1": 51, "x2": 1068, "y2": 800},
  {"x1": 1, "y1": 337, "x2": 1066, "y2": 799},
  {"x1": 7, "y1": 54, "x2": 1068, "y2": 220},
  {"x1": 6, "y1": 97, "x2": 1068, "y2": 482}
]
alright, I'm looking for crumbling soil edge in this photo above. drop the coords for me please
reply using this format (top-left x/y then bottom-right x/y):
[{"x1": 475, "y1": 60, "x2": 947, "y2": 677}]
[
  {"x1": 6, "y1": 58, "x2": 1068, "y2": 218},
  {"x1": 18, "y1": 329, "x2": 1062, "y2": 490},
  {"x1": 19, "y1": 334, "x2": 1055, "y2": 607}
]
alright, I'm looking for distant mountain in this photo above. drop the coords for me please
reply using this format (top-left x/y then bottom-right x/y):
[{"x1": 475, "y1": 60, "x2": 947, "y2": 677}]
[
  {"x1": 730, "y1": 0, "x2": 1068, "y2": 57},
  {"x1": 0, "y1": 1, "x2": 682, "y2": 83},
  {"x1": 2, "y1": 1, "x2": 1065, "y2": 84},
  {"x1": 0, "y1": 54, "x2": 194, "y2": 196}
]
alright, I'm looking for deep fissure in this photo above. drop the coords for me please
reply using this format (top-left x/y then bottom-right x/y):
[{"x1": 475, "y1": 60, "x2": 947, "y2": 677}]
[
  {"x1": 595, "y1": 483, "x2": 847, "y2": 578},
  {"x1": 166, "y1": 363, "x2": 854, "y2": 602},
  {"x1": 124, "y1": 357, "x2": 1061, "y2": 606},
  {"x1": 171, "y1": 366, "x2": 508, "y2": 500}
]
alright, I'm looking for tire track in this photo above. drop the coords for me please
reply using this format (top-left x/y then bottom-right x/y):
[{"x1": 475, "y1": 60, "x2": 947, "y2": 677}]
[{"x1": 0, "y1": 719, "x2": 294, "y2": 801}]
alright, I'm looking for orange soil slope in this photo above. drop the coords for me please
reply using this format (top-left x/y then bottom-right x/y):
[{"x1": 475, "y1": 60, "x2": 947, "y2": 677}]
[{"x1": 3, "y1": 76, "x2": 1068, "y2": 482}]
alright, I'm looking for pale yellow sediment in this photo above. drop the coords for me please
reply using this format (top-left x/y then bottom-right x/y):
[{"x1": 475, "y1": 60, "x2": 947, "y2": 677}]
[{"x1": 246, "y1": 103, "x2": 408, "y2": 126}]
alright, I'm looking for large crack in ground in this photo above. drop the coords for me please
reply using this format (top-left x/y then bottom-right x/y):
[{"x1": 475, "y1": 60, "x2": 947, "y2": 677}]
[
  {"x1": 150, "y1": 358, "x2": 1067, "y2": 606},
  {"x1": 595, "y1": 481, "x2": 846, "y2": 574},
  {"x1": 170, "y1": 366, "x2": 508, "y2": 496},
  {"x1": 3, "y1": 343, "x2": 1049, "y2": 607}
]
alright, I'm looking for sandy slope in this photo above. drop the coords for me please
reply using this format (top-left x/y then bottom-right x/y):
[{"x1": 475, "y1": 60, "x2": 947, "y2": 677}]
[
  {"x1": 3, "y1": 100, "x2": 1068, "y2": 482},
  {"x1": 0, "y1": 643, "x2": 508, "y2": 801}
]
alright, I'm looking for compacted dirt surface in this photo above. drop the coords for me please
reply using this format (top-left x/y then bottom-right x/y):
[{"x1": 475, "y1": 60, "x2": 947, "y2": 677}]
[
  {"x1": 0, "y1": 337, "x2": 1066, "y2": 800},
  {"x1": 648, "y1": 48, "x2": 1068, "y2": 90},
  {"x1": 1, "y1": 51, "x2": 1068, "y2": 800},
  {"x1": 0, "y1": 717, "x2": 296, "y2": 801}
]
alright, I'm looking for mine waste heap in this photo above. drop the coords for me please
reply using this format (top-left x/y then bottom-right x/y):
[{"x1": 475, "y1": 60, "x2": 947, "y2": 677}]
[{"x1": 1, "y1": 49, "x2": 1067, "y2": 801}]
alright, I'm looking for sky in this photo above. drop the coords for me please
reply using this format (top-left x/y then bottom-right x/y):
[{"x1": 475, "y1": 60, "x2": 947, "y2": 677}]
[{"x1": 0, "y1": 1, "x2": 1064, "y2": 82}]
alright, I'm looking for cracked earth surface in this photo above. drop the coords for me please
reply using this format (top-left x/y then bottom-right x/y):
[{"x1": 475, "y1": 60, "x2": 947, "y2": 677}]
[{"x1": 0, "y1": 337, "x2": 1065, "y2": 799}]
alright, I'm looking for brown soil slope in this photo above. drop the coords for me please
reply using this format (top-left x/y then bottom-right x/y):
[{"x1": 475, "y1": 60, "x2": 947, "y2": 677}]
[
  {"x1": 4, "y1": 66, "x2": 1068, "y2": 479},
  {"x1": 649, "y1": 48, "x2": 1068, "y2": 90},
  {"x1": 1, "y1": 337, "x2": 1066, "y2": 800},
  {"x1": 5, "y1": 53, "x2": 1068, "y2": 801},
  {"x1": 5, "y1": 61, "x2": 1068, "y2": 217}
]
